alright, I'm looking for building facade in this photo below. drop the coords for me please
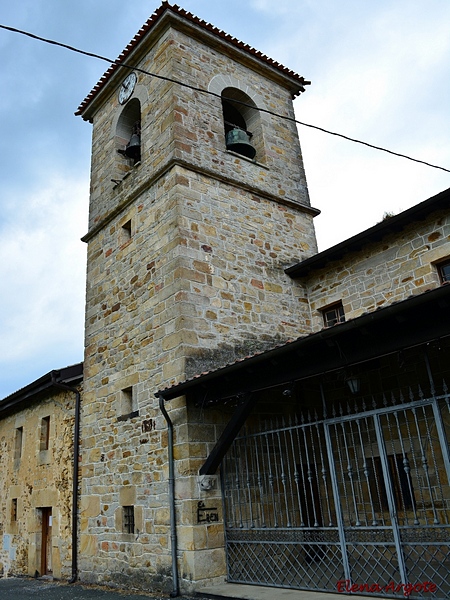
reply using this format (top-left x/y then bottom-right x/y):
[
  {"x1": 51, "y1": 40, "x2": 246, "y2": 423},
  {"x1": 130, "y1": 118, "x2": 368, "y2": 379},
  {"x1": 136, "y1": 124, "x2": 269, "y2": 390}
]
[
  {"x1": 160, "y1": 190, "x2": 450, "y2": 597},
  {"x1": 75, "y1": 2, "x2": 316, "y2": 591},
  {"x1": 1, "y1": 3, "x2": 449, "y2": 598},
  {"x1": 0, "y1": 365, "x2": 82, "y2": 580}
]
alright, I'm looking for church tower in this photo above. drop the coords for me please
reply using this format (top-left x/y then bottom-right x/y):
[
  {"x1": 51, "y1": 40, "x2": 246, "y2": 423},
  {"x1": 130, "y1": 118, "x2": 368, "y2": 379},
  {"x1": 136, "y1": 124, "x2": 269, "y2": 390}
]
[{"x1": 76, "y1": 2, "x2": 318, "y2": 592}]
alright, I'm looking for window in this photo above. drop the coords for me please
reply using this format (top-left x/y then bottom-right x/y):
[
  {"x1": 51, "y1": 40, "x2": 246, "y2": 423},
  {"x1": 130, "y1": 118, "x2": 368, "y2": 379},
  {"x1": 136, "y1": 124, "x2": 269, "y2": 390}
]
[
  {"x1": 117, "y1": 386, "x2": 139, "y2": 421},
  {"x1": 321, "y1": 302, "x2": 345, "y2": 327},
  {"x1": 11, "y1": 498, "x2": 18, "y2": 522},
  {"x1": 40, "y1": 416, "x2": 50, "y2": 451},
  {"x1": 14, "y1": 426, "x2": 23, "y2": 460},
  {"x1": 123, "y1": 506, "x2": 135, "y2": 534},
  {"x1": 120, "y1": 219, "x2": 132, "y2": 245},
  {"x1": 372, "y1": 454, "x2": 415, "y2": 512},
  {"x1": 438, "y1": 260, "x2": 450, "y2": 284}
]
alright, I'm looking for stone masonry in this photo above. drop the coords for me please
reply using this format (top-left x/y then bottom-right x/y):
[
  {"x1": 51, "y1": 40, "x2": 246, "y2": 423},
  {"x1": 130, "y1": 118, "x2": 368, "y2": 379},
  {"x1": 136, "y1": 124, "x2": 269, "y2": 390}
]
[
  {"x1": 302, "y1": 208, "x2": 450, "y2": 330},
  {"x1": 1, "y1": 4, "x2": 450, "y2": 596},
  {"x1": 78, "y1": 6, "x2": 317, "y2": 593},
  {"x1": 0, "y1": 389, "x2": 75, "y2": 579}
]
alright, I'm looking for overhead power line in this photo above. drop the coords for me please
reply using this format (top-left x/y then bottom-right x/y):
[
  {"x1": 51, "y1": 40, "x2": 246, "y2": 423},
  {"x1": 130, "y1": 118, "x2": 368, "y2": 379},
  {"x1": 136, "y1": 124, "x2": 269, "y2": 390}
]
[{"x1": 1, "y1": 22, "x2": 449, "y2": 175}]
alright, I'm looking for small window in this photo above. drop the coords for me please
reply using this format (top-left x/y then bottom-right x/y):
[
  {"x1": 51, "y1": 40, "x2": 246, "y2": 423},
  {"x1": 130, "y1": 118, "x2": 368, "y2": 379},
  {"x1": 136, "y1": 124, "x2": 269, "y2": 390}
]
[
  {"x1": 123, "y1": 506, "x2": 135, "y2": 534},
  {"x1": 40, "y1": 416, "x2": 50, "y2": 451},
  {"x1": 14, "y1": 427, "x2": 23, "y2": 460},
  {"x1": 438, "y1": 260, "x2": 450, "y2": 284},
  {"x1": 120, "y1": 219, "x2": 132, "y2": 245},
  {"x1": 372, "y1": 454, "x2": 415, "y2": 512},
  {"x1": 322, "y1": 302, "x2": 345, "y2": 327},
  {"x1": 117, "y1": 386, "x2": 139, "y2": 421},
  {"x1": 11, "y1": 498, "x2": 18, "y2": 522}
]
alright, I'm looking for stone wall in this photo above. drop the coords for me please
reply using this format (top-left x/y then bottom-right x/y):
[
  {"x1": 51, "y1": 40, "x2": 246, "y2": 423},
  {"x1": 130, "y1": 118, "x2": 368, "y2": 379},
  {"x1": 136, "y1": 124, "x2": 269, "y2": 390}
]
[
  {"x1": 0, "y1": 389, "x2": 75, "y2": 579},
  {"x1": 80, "y1": 15, "x2": 317, "y2": 593},
  {"x1": 304, "y1": 209, "x2": 450, "y2": 330}
]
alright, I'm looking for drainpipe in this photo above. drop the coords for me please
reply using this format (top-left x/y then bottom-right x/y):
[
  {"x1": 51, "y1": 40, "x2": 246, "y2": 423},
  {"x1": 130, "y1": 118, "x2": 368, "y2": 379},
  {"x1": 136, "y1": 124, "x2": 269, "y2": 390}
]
[
  {"x1": 158, "y1": 393, "x2": 180, "y2": 597},
  {"x1": 51, "y1": 373, "x2": 81, "y2": 584}
]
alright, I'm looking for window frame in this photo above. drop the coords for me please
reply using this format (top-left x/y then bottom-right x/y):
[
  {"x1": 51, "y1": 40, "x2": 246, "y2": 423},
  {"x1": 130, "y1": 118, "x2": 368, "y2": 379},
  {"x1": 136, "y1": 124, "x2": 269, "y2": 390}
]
[
  {"x1": 123, "y1": 505, "x2": 135, "y2": 534},
  {"x1": 11, "y1": 498, "x2": 18, "y2": 522},
  {"x1": 14, "y1": 426, "x2": 23, "y2": 461},
  {"x1": 40, "y1": 416, "x2": 51, "y2": 451},
  {"x1": 437, "y1": 259, "x2": 450, "y2": 284},
  {"x1": 321, "y1": 302, "x2": 346, "y2": 328}
]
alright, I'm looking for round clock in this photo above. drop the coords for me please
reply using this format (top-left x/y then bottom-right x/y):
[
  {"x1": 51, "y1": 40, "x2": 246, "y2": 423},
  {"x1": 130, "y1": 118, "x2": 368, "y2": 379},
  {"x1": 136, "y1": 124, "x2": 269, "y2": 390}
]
[{"x1": 118, "y1": 72, "x2": 137, "y2": 104}]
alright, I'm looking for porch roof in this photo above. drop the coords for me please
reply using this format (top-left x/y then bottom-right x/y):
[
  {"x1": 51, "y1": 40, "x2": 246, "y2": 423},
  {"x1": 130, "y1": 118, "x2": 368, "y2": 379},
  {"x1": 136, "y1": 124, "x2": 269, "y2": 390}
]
[{"x1": 156, "y1": 283, "x2": 450, "y2": 404}]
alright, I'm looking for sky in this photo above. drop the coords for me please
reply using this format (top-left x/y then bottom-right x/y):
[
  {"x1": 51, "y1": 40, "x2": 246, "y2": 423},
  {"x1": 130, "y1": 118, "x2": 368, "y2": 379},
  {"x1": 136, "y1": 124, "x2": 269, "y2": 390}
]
[{"x1": 0, "y1": 0, "x2": 449, "y2": 398}]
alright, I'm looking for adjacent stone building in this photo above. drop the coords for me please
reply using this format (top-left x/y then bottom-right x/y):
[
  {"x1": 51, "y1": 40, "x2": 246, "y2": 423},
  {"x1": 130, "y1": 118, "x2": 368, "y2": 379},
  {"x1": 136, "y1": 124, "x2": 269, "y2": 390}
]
[
  {"x1": 1, "y1": 3, "x2": 449, "y2": 599},
  {"x1": 0, "y1": 364, "x2": 82, "y2": 579}
]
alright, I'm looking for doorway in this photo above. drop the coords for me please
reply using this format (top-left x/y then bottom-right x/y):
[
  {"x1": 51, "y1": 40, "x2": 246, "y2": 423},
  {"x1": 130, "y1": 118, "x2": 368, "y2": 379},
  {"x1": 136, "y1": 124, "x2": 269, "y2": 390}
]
[
  {"x1": 40, "y1": 507, "x2": 52, "y2": 576},
  {"x1": 222, "y1": 394, "x2": 450, "y2": 598}
]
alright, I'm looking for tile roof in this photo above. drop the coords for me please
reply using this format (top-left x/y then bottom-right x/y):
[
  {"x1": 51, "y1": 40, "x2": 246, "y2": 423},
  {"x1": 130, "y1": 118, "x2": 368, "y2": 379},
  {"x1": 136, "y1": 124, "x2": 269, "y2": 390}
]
[
  {"x1": 75, "y1": 1, "x2": 310, "y2": 118},
  {"x1": 156, "y1": 283, "x2": 450, "y2": 400}
]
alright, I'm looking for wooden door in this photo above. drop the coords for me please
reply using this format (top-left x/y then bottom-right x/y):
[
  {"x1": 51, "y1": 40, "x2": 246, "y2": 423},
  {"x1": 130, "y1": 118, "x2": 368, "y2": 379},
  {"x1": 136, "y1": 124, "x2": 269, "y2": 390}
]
[{"x1": 41, "y1": 507, "x2": 52, "y2": 576}]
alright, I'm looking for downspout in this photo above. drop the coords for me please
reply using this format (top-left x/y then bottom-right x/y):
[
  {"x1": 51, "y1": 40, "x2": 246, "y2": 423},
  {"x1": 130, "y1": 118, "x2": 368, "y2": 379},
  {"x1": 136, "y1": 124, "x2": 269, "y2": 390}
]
[
  {"x1": 158, "y1": 393, "x2": 180, "y2": 597},
  {"x1": 51, "y1": 373, "x2": 81, "y2": 584}
]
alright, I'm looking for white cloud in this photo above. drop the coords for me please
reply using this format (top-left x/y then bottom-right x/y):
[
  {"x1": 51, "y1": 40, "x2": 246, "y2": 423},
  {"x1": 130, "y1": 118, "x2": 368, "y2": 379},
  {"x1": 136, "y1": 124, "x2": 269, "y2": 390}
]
[{"x1": 0, "y1": 174, "x2": 87, "y2": 394}]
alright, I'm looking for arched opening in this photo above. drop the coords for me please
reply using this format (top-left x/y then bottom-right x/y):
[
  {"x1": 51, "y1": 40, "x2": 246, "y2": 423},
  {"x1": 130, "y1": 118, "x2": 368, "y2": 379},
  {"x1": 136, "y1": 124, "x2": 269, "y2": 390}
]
[
  {"x1": 221, "y1": 88, "x2": 262, "y2": 161},
  {"x1": 116, "y1": 98, "x2": 141, "y2": 165}
]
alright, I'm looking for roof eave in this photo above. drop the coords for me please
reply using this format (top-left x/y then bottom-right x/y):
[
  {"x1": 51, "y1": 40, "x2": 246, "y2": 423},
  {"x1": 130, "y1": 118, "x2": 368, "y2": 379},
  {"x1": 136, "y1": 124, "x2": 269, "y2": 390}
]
[
  {"x1": 156, "y1": 284, "x2": 450, "y2": 401},
  {"x1": 285, "y1": 186, "x2": 450, "y2": 278},
  {"x1": 76, "y1": 3, "x2": 310, "y2": 121},
  {"x1": 0, "y1": 362, "x2": 83, "y2": 417}
]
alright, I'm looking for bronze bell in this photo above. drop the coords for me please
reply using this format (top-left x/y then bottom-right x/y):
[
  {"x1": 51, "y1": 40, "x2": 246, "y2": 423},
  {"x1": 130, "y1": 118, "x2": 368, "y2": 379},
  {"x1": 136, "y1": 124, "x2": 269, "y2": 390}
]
[
  {"x1": 225, "y1": 128, "x2": 256, "y2": 159},
  {"x1": 125, "y1": 133, "x2": 141, "y2": 160}
]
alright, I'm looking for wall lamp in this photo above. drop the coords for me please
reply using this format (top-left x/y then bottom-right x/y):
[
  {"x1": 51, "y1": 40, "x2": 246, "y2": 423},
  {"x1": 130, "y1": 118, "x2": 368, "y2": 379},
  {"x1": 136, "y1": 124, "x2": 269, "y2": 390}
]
[{"x1": 346, "y1": 377, "x2": 360, "y2": 394}]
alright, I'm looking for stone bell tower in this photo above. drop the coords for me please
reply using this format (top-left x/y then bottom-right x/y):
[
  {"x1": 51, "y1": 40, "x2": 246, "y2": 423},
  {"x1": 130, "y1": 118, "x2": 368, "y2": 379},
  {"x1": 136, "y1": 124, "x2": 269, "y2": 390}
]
[{"x1": 76, "y1": 2, "x2": 318, "y2": 592}]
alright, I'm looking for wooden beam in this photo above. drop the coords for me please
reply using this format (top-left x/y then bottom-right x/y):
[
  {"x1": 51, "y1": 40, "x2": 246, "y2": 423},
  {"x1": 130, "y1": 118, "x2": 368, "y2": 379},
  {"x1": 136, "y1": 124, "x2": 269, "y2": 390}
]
[{"x1": 199, "y1": 393, "x2": 256, "y2": 475}]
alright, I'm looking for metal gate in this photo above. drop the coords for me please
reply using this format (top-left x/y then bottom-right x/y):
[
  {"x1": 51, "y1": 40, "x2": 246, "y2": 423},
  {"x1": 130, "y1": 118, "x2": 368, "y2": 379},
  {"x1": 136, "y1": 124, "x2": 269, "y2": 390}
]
[{"x1": 222, "y1": 391, "x2": 450, "y2": 598}]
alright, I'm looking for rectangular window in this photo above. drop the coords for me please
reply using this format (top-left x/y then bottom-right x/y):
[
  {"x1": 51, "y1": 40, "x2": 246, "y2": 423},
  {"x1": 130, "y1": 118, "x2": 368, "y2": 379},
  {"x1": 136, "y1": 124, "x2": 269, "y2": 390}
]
[
  {"x1": 14, "y1": 426, "x2": 23, "y2": 460},
  {"x1": 321, "y1": 302, "x2": 345, "y2": 327},
  {"x1": 438, "y1": 260, "x2": 450, "y2": 284},
  {"x1": 11, "y1": 498, "x2": 18, "y2": 522},
  {"x1": 123, "y1": 506, "x2": 135, "y2": 534},
  {"x1": 118, "y1": 386, "x2": 139, "y2": 421},
  {"x1": 40, "y1": 416, "x2": 51, "y2": 451},
  {"x1": 372, "y1": 454, "x2": 415, "y2": 512}
]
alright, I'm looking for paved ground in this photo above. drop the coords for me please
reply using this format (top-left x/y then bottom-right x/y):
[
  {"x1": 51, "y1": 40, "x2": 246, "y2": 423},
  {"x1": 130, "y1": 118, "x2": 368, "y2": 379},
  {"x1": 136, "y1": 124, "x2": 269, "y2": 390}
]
[
  {"x1": 0, "y1": 578, "x2": 380, "y2": 600},
  {"x1": 0, "y1": 577, "x2": 210, "y2": 600}
]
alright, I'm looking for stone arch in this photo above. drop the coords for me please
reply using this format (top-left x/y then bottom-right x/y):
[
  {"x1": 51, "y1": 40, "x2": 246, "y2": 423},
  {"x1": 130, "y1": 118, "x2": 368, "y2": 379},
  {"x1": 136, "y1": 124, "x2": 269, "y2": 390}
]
[
  {"x1": 115, "y1": 98, "x2": 141, "y2": 165},
  {"x1": 208, "y1": 75, "x2": 268, "y2": 162}
]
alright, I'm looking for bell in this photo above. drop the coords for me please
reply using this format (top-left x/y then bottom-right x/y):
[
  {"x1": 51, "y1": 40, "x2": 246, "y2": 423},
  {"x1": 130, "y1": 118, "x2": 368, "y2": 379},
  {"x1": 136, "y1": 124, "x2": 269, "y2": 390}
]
[
  {"x1": 125, "y1": 134, "x2": 141, "y2": 161},
  {"x1": 226, "y1": 128, "x2": 256, "y2": 159}
]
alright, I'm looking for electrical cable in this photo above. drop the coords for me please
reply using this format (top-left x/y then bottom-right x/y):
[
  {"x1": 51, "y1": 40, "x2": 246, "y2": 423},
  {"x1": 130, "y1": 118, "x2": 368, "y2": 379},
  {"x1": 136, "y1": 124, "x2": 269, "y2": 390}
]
[{"x1": 1, "y1": 22, "x2": 449, "y2": 174}]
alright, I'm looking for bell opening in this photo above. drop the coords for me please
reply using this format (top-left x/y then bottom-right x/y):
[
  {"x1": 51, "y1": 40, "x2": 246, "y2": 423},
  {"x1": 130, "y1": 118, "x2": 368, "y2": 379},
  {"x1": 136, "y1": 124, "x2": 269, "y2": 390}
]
[{"x1": 118, "y1": 120, "x2": 141, "y2": 163}]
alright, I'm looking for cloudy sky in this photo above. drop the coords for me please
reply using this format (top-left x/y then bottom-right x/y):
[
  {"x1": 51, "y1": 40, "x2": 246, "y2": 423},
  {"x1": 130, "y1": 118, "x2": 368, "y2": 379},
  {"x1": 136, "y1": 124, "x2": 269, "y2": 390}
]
[{"x1": 1, "y1": 0, "x2": 449, "y2": 398}]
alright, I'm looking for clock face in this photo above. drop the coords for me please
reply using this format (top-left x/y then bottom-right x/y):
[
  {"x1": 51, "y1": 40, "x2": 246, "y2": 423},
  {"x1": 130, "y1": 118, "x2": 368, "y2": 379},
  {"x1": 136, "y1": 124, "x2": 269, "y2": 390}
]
[{"x1": 118, "y1": 72, "x2": 137, "y2": 104}]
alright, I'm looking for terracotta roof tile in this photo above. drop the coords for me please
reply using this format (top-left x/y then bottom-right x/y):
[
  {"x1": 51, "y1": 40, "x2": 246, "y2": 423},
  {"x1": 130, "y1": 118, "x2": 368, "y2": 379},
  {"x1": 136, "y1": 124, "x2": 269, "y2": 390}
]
[{"x1": 76, "y1": 1, "x2": 310, "y2": 117}]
